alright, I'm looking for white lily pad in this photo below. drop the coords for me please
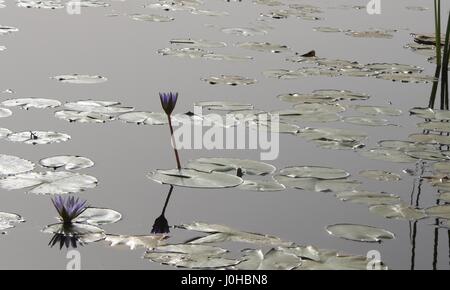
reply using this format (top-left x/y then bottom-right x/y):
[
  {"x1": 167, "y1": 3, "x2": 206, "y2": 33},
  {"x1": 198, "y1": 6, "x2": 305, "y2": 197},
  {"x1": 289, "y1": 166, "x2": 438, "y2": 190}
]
[
  {"x1": 0, "y1": 171, "x2": 98, "y2": 195},
  {"x1": 194, "y1": 101, "x2": 253, "y2": 111},
  {"x1": 273, "y1": 175, "x2": 360, "y2": 192},
  {"x1": 360, "y1": 148, "x2": 416, "y2": 163},
  {"x1": 130, "y1": 14, "x2": 174, "y2": 22},
  {"x1": 180, "y1": 222, "x2": 292, "y2": 247},
  {"x1": 299, "y1": 127, "x2": 367, "y2": 150},
  {"x1": 73, "y1": 208, "x2": 121, "y2": 226},
  {"x1": 238, "y1": 179, "x2": 286, "y2": 192},
  {"x1": 326, "y1": 224, "x2": 395, "y2": 242},
  {"x1": 105, "y1": 234, "x2": 168, "y2": 250},
  {"x1": 55, "y1": 110, "x2": 114, "y2": 123},
  {"x1": 147, "y1": 169, "x2": 243, "y2": 188},
  {"x1": 1, "y1": 98, "x2": 61, "y2": 109},
  {"x1": 118, "y1": 111, "x2": 167, "y2": 125},
  {"x1": 39, "y1": 155, "x2": 93, "y2": 171},
  {"x1": 279, "y1": 166, "x2": 349, "y2": 180},
  {"x1": 52, "y1": 74, "x2": 107, "y2": 84},
  {"x1": 236, "y1": 42, "x2": 290, "y2": 53},
  {"x1": 0, "y1": 212, "x2": 24, "y2": 234},
  {"x1": 0, "y1": 154, "x2": 34, "y2": 176},
  {"x1": 353, "y1": 105, "x2": 402, "y2": 116},
  {"x1": 64, "y1": 100, "x2": 134, "y2": 114},
  {"x1": 169, "y1": 39, "x2": 227, "y2": 48},
  {"x1": 43, "y1": 223, "x2": 105, "y2": 242},
  {"x1": 236, "y1": 248, "x2": 301, "y2": 270},
  {"x1": 7, "y1": 131, "x2": 70, "y2": 145},
  {"x1": 0, "y1": 108, "x2": 12, "y2": 118},
  {"x1": 0, "y1": 128, "x2": 11, "y2": 139},
  {"x1": 186, "y1": 158, "x2": 276, "y2": 176}
]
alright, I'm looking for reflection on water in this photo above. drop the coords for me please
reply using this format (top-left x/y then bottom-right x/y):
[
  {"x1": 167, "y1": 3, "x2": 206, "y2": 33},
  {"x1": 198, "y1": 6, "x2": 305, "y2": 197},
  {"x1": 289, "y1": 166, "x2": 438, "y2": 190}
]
[{"x1": 1, "y1": 0, "x2": 450, "y2": 269}]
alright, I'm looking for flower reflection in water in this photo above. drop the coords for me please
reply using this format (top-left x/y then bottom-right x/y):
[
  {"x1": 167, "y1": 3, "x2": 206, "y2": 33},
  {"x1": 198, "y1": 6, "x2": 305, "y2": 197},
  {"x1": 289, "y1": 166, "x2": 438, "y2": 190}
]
[{"x1": 152, "y1": 186, "x2": 174, "y2": 235}]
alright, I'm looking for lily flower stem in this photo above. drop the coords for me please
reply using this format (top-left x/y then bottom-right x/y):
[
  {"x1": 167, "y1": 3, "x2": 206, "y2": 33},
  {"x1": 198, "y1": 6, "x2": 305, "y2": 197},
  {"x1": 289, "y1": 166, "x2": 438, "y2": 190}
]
[
  {"x1": 167, "y1": 115, "x2": 182, "y2": 170},
  {"x1": 161, "y1": 186, "x2": 174, "y2": 216}
]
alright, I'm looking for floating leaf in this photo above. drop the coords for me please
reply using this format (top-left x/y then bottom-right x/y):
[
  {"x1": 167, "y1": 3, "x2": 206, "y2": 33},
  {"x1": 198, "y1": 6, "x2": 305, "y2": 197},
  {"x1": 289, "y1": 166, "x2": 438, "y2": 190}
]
[
  {"x1": 180, "y1": 222, "x2": 292, "y2": 247},
  {"x1": 145, "y1": 244, "x2": 239, "y2": 269},
  {"x1": 0, "y1": 108, "x2": 12, "y2": 118},
  {"x1": 186, "y1": 158, "x2": 276, "y2": 176},
  {"x1": 359, "y1": 170, "x2": 401, "y2": 181},
  {"x1": 0, "y1": 212, "x2": 24, "y2": 234},
  {"x1": 409, "y1": 133, "x2": 450, "y2": 145},
  {"x1": 201, "y1": 75, "x2": 257, "y2": 86},
  {"x1": 360, "y1": 148, "x2": 416, "y2": 163},
  {"x1": 279, "y1": 166, "x2": 349, "y2": 180},
  {"x1": 0, "y1": 154, "x2": 34, "y2": 176},
  {"x1": 336, "y1": 190, "x2": 400, "y2": 206},
  {"x1": 39, "y1": 155, "x2": 94, "y2": 171},
  {"x1": 369, "y1": 203, "x2": 427, "y2": 221},
  {"x1": 52, "y1": 74, "x2": 107, "y2": 84},
  {"x1": 147, "y1": 169, "x2": 243, "y2": 188},
  {"x1": 236, "y1": 248, "x2": 301, "y2": 270},
  {"x1": 64, "y1": 100, "x2": 134, "y2": 114},
  {"x1": 418, "y1": 121, "x2": 450, "y2": 133},
  {"x1": 238, "y1": 179, "x2": 286, "y2": 192},
  {"x1": 221, "y1": 27, "x2": 267, "y2": 37},
  {"x1": 194, "y1": 101, "x2": 253, "y2": 111},
  {"x1": 169, "y1": 38, "x2": 226, "y2": 48},
  {"x1": 298, "y1": 127, "x2": 367, "y2": 150},
  {"x1": 55, "y1": 110, "x2": 114, "y2": 123},
  {"x1": 118, "y1": 112, "x2": 167, "y2": 125},
  {"x1": 236, "y1": 42, "x2": 290, "y2": 53},
  {"x1": 2, "y1": 98, "x2": 61, "y2": 109},
  {"x1": 343, "y1": 116, "x2": 393, "y2": 127},
  {"x1": 353, "y1": 105, "x2": 402, "y2": 116},
  {"x1": 130, "y1": 14, "x2": 174, "y2": 22},
  {"x1": 0, "y1": 171, "x2": 98, "y2": 195},
  {"x1": 73, "y1": 208, "x2": 122, "y2": 226},
  {"x1": 0, "y1": 128, "x2": 11, "y2": 139},
  {"x1": 425, "y1": 205, "x2": 450, "y2": 219},
  {"x1": 105, "y1": 234, "x2": 168, "y2": 250},
  {"x1": 326, "y1": 224, "x2": 395, "y2": 242},
  {"x1": 277, "y1": 89, "x2": 369, "y2": 103},
  {"x1": 7, "y1": 131, "x2": 70, "y2": 145},
  {"x1": 439, "y1": 192, "x2": 450, "y2": 202},
  {"x1": 274, "y1": 175, "x2": 360, "y2": 192}
]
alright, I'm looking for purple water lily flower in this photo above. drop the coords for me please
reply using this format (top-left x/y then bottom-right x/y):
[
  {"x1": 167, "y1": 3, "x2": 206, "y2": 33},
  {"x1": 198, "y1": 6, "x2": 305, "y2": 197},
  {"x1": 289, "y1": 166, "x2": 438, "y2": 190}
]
[
  {"x1": 52, "y1": 196, "x2": 88, "y2": 224},
  {"x1": 159, "y1": 92, "x2": 178, "y2": 116}
]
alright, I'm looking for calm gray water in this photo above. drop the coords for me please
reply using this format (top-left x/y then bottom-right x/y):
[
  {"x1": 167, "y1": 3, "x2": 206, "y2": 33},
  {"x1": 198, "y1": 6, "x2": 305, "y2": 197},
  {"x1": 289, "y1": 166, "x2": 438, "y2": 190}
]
[{"x1": 1, "y1": 0, "x2": 450, "y2": 269}]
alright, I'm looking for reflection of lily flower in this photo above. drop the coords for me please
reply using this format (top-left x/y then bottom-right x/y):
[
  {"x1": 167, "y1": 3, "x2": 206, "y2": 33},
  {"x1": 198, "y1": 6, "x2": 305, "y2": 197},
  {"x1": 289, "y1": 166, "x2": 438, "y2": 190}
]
[
  {"x1": 48, "y1": 233, "x2": 83, "y2": 250},
  {"x1": 52, "y1": 196, "x2": 87, "y2": 224},
  {"x1": 151, "y1": 186, "x2": 174, "y2": 235},
  {"x1": 159, "y1": 92, "x2": 181, "y2": 169},
  {"x1": 159, "y1": 92, "x2": 178, "y2": 116}
]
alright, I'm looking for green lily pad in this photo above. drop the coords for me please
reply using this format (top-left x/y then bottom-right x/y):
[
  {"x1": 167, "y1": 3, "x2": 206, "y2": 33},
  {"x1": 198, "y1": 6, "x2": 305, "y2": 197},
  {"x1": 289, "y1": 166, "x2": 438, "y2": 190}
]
[
  {"x1": 425, "y1": 205, "x2": 450, "y2": 219},
  {"x1": 336, "y1": 190, "x2": 400, "y2": 206},
  {"x1": 105, "y1": 234, "x2": 168, "y2": 250},
  {"x1": 369, "y1": 203, "x2": 427, "y2": 221},
  {"x1": 280, "y1": 166, "x2": 349, "y2": 179},
  {"x1": 236, "y1": 248, "x2": 301, "y2": 270},
  {"x1": 359, "y1": 170, "x2": 401, "y2": 181},
  {"x1": 186, "y1": 158, "x2": 276, "y2": 176},
  {"x1": 73, "y1": 208, "x2": 122, "y2": 226}
]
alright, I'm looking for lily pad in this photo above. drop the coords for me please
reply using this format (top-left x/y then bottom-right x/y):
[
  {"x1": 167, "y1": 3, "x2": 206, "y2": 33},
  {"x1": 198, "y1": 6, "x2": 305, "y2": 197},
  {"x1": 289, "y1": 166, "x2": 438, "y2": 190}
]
[
  {"x1": 194, "y1": 101, "x2": 253, "y2": 111},
  {"x1": 0, "y1": 212, "x2": 24, "y2": 234},
  {"x1": 64, "y1": 100, "x2": 134, "y2": 114},
  {"x1": 299, "y1": 127, "x2": 367, "y2": 150},
  {"x1": 147, "y1": 169, "x2": 243, "y2": 188},
  {"x1": 277, "y1": 89, "x2": 369, "y2": 103},
  {"x1": 236, "y1": 248, "x2": 301, "y2": 270},
  {"x1": 43, "y1": 223, "x2": 105, "y2": 242},
  {"x1": 353, "y1": 105, "x2": 402, "y2": 116},
  {"x1": 360, "y1": 148, "x2": 416, "y2": 163},
  {"x1": 7, "y1": 131, "x2": 70, "y2": 145},
  {"x1": 105, "y1": 234, "x2": 168, "y2": 250},
  {"x1": 0, "y1": 108, "x2": 12, "y2": 118},
  {"x1": 118, "y1": 112, "x2": 167, "y2": 125},
  {"x1": 130, "y1": 14, "x2": 174, "y2": 22},
  {"x1": 0, "y1": 128, "x2": 11, "y2": 139},
  {"x1": 201, "y1": 75, "x2": 257, "y2": 86},
  {"x1": 52, "y1": 74, "x2": 107, "y2": 84},
  {"x1": 369, "y1": 203, "x2": 427, "y2": 221},
  {"x1": 55, "y1": 110, "x2": 114, "y2": 123},
  {"x1": 343, "y1": 116, "x2": 393, "y2": 127},
  {"x1": 326, "y1": 224, "x2": 395, "y2": 242},
  {"x1": 238, "y1": 179, "x2": 286, "y2": 192},
  {"x1": 236, "y1": 42, "x2": 290, "y2": 53},
  {"x1": 279, "y1": 166, "x2": 349, "y2": 180},
  {"x1": 0, "y1": 154, "x2": 35, "y2": 176},
  {"x1": 180, "y1": 222, "x2": 292, "y2": 247},
  {"x1": 1, "y1": 98, "x2": 61, "y2": 109},
  {"x1": 221, "y1": 27, "x2": 267, "y2": 37},
  {"x1": 336, "y1": 190, "x2": 400, "y2": 206},
  {"x1": 438, "y1": 192, "x2": 450, "y2": 202},
  {"x1": 186, "y1": 158, "x2": 276, "y2": 176},
  {"x1": 0, "y1": 171, "x2": 98, "y2": 195},
  {"x1": 274, "y1": 175, "x2": 360, "y2": 192},
  {"x1": 425, "y1": 205, "x2": 450, "y2": 219},
  {"x1": 169, "y1": 39, "x2": 227, "y2": 48},
  {"x1": 73, "y1": 208, "x2": 122, "y2": 226},
  {"x1": 39, "y1": 156, "x2": 94, "y2": 171},
  {"x1": 359, "y1": 170, "x2": 401, "y2": 181}
]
